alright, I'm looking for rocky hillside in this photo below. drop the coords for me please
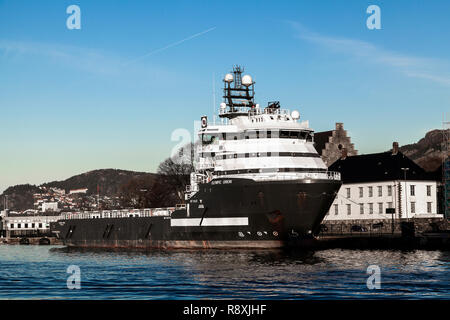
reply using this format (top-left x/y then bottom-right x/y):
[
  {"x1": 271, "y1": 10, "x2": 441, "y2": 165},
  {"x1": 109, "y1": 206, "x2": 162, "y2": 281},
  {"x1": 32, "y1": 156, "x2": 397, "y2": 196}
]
[{"x1": 398, "y1": 129, "x2": 448, "y2": 172}]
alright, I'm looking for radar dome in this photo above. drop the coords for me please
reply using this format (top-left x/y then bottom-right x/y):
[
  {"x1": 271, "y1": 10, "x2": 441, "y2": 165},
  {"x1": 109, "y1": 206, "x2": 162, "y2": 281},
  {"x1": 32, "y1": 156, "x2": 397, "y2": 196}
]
[
  {"x1": 220, "y1": 102, "x2": 227, "y2": 109},
  {"x1": 241, "y1": 75, "x2": 253, "y2": 86},
  {"x1": 224, "y1": 73, "x2": 234, "y2": 83},
  {"x1": 291, "y1": 110, "x2": 300, "y2": 120},
  {"x1": 255, "y1": 104, "x2": 260, "y2": 109}
]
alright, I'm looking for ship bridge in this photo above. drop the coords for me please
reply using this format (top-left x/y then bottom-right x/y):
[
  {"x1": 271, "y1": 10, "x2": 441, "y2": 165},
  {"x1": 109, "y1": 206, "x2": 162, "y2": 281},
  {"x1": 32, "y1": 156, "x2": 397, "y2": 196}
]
[{"x1": 185, "y1": 66, "x2": 341, "y2": 200}]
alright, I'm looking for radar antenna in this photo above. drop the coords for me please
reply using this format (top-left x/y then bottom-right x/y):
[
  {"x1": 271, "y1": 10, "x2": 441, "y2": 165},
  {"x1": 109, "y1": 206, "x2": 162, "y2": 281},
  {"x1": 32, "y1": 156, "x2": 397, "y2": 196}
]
[{"x1": 220, "y1": 65, "x2": 255, "y2": 118}]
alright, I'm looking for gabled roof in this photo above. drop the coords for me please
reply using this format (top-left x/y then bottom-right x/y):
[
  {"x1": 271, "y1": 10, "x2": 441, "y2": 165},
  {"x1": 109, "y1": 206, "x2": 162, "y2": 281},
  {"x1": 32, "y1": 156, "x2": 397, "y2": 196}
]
[{"x1": 329, "y1": 151, "x2": 436, "y2": 183}]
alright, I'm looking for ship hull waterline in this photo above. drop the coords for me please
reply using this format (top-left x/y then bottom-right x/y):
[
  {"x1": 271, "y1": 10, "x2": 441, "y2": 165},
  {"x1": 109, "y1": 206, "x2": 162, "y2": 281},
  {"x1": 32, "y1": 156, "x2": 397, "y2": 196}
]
[{"x1": 51, "y1": 178, "x2": 341, "y2": 249}]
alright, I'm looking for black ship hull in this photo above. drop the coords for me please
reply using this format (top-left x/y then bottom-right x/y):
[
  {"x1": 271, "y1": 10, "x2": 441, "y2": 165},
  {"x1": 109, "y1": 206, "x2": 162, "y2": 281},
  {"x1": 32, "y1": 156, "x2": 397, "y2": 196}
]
[{"x1": 51, "y1": 178, "x2": 341, "y2": 249}]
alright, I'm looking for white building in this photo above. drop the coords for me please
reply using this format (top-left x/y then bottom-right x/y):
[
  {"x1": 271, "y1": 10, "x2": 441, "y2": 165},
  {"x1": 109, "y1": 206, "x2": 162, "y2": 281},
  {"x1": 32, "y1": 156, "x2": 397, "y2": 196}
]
[
  {"x1": 69, "y1": 188, "x2": 88, "y2": 195},
  {"x1": 324, "y1": 143, "x2": 440, "y2": 221},
  {"x1": 42, "y1": 202, "x2": 59, "y2": 212},
  {"x1": 3, "y1": 213, "x2": 62, "y2": 237}
]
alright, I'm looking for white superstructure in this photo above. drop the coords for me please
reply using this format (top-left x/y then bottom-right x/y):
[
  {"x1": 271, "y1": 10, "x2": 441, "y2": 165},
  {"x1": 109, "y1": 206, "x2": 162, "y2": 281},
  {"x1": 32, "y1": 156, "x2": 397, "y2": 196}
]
[{"x1": 187, "y1": 66, "x2": 340, "y2": 198}]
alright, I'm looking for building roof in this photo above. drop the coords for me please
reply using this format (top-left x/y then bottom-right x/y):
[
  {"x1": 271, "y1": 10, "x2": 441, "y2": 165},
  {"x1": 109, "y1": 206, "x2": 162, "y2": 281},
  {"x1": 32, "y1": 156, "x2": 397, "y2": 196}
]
[
  {"x1": 329, "y1": 151, "x2": 436, "y2": 183},
  {"x1": 314, "y1": 130, "x2": 333, "y2": 155}
]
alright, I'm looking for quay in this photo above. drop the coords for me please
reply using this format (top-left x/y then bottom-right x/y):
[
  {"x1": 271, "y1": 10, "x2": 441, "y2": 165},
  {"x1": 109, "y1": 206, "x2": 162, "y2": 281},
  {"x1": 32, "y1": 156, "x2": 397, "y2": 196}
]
[
  {"x1": 311, "y1": 232, "x2": 450, "y2": 250},
  {"x1": 1, "y1": 237, "x2": 62, "y2": 245}
]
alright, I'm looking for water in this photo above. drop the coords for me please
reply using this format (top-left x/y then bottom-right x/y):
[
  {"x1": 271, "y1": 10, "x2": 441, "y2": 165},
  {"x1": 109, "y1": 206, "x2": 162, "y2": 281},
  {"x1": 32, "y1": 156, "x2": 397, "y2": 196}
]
[{"x1": 0, "y1": 245, "x2": 449, "y2": 299}]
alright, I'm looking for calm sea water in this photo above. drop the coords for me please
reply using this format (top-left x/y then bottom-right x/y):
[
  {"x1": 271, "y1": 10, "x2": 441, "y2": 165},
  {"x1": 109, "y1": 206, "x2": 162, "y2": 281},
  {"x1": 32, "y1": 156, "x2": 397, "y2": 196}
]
[{"x1": 0, "y1": 245, "x2": 449, "y2": 299}]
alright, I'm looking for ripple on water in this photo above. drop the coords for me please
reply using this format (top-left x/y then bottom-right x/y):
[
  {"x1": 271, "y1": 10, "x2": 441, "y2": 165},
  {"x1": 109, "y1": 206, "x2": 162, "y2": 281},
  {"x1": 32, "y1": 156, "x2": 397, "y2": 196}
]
[{"x1": 0, "y1": 246, "x2": 449, "y2": 299}]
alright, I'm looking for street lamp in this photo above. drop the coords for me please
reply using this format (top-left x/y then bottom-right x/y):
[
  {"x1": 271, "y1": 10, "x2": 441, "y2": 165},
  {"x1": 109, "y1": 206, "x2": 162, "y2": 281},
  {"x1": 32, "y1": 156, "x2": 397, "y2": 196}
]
[{"x1": 401, "y1": 167, "x2": 410, "y2": 221}]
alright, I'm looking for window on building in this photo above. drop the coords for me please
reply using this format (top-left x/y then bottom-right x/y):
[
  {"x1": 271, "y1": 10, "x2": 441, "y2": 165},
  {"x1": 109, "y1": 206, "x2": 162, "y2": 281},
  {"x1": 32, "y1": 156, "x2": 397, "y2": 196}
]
[
  {"x1": 427, "y1": 185, "x2": 431, "y2": 197},
  {"x1": 346, "y1": 204, "x2": 351, "y2": 215},
  {"x1": 378, "y1": 203, "x2": 383, "y2": 214},
  {"x1": 378, "y1": 186, "x2": 382, "y2": 197},
  {"x1": 410, "y1": 185, "x2": 415, "y2": 196},
  {"x1": 387, "y1": 185, "x2": 392, "y2": 197},
  {"x1": 411, "y1": 202, "x2": 416, "y2": 214},
  {"x1": 39, "y1": 223, "x2": 43, "y2": 228},
  {"x1": 17, "y1": 224, "x2": 21, "y2": 229},
  {"x1": 427, "y1": 202, "x2": 432, "y2": 213},
  {"x1": 359, "y1": 187, "x2": 363, "y2": 198},
  {"x1": 388, "y1": 202, "x2": 393, "y2": 209},
  {"x1": 334, "y1": 204, "x2": 338, "y2": 215},
  {"x1": 32, "y1": 223, "x2": 35, "y2": 228},
  {"x1": 368, "y1": 187, "x2": 373, "y2": 197},
  {"x1": 360, "y1": 203, "x2": 364, "y2": 215},
  {"x1": 346, "y1": 188, "x2": 351, "y2": 198},
  {"x1": 24, "y1": 223, "x2": 28, "y2": 228},
  {"x1": 369, "y1": 203, "x2": 373, "y2": 214},
  {"x1": 10, "y1": 224, "x2": 14, "y2": 229}
]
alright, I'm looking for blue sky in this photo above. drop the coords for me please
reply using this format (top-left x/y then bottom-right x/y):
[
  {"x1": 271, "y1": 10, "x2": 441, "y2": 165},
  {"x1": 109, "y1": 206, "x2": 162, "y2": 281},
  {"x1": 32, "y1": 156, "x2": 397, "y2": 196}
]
[{"x1": 1, "y1": 0, "x2": 449, "y2": 193}]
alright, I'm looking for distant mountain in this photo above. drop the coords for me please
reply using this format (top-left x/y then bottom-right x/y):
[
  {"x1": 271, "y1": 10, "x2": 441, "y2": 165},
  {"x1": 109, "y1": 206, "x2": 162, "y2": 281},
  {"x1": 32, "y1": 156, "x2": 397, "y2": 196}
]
[
  {"x1": 1, "y1": 169, "x2": 156, "y2": 211},
  {"x1": 41, "y1": 169, "x2": 156, "y2": 196},
  {"x1": 397, "y1": 129, "x2": 448, "y2": 172}
]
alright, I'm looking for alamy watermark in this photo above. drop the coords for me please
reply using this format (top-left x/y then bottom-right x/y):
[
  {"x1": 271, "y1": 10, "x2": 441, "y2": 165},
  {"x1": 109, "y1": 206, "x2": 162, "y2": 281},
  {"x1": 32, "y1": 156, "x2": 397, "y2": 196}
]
[
  {"x1": 67, "y1": 265, "x2": 81, "y2": 289},
  {"x1": 366, "y1": 5, "x2": 381, "y2": 30},
  {"x1": 66, "y1": 5, "x2": 81, "y2": 30},
  {"x1": 366, "y1": 265, "x2": 381, "y2": 289}
]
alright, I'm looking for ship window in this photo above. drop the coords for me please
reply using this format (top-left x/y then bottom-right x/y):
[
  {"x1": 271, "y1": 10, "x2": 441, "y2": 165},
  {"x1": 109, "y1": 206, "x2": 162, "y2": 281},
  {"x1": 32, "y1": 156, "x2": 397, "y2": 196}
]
[
  {"x1": 267, "y1": 130, "x2": 271, "y2": 138},
  {"x1": 202, "y1": 134, "x2": 218, "y2": 145},
  {"x1": 280, "y1": 131, "x2": 290, "y2": 138},
  {"x1": 306, "y1": 133, "x2": 313, "y2": 142},
  {"x1": 290, "y1": 131, "x2": 300, "y2": 139},
  {"x1": 245, "y1": 153, "x2": 249, "y2": 158}
]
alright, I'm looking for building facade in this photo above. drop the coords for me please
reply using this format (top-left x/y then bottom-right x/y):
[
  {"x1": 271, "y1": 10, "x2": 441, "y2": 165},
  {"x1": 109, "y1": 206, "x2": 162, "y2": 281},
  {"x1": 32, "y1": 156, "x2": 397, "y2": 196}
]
[
  {"x1": 324, "y1": 143, "x2": 440, "y2": 221},
  {"x1": 3, "y1": 213, "x2": 62, "y2": 237},
  {"x1": 314, "y1": 122, "x2": 358, "y2": 166}
]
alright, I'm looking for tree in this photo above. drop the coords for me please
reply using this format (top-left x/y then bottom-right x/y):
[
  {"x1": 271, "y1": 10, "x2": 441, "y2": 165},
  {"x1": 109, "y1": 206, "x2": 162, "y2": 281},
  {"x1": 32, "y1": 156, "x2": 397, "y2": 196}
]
[{"x1": 157, "y1": 157, "x2": 193, "y2": 203}]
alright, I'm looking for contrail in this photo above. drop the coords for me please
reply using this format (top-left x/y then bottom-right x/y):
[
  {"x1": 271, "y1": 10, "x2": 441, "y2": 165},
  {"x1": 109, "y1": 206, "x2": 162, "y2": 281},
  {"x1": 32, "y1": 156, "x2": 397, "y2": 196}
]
[{"x1": 123, "y1": 26, "x2": 216, "y2": 66}]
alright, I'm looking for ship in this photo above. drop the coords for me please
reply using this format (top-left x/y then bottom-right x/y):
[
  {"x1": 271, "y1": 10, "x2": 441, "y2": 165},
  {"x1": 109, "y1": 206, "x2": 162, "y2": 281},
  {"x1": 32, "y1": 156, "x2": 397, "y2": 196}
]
[{"x1": 51, "y1": 66, "x2": 342, "y2": 249}]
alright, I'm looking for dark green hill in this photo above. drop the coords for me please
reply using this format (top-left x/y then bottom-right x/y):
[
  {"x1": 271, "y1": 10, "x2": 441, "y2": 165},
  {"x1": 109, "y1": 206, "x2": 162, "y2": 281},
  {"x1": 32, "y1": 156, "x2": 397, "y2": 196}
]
[{"x1": 41, "y1": 169, "x2": 156, "y2": 196}]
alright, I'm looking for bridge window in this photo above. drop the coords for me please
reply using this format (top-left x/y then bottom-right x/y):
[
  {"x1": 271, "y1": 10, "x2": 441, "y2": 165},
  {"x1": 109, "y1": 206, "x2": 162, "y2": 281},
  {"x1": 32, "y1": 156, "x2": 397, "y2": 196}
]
[{"x1": 202, "y1": 134, "x2": 218, "y2": 145}]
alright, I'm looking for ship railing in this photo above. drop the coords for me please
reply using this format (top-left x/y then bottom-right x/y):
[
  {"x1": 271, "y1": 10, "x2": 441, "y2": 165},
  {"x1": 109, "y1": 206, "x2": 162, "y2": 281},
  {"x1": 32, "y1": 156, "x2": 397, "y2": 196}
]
[
  {"x1": 327, "y1": 171, "x2": 341, "y2": 181},
  {"x1": 218, "y1": 171, "x2": 341, "y2": 181},
  {"x1": 60, "y1": 207, "x2": 176, "y2": 220},
  {"x1": 248, "y1": 108, "x2": 291, "y2": 117}
]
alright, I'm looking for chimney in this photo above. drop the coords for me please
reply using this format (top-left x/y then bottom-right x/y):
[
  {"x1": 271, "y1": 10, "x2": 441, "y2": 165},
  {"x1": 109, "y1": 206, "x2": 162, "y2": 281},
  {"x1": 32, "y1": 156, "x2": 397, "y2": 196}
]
[
  {"x1": 392, "y1": 142, "x2": 399, "y2": 155},
  {"x1": 341, "y1": 147, "x2": 348, "y2": 160}
]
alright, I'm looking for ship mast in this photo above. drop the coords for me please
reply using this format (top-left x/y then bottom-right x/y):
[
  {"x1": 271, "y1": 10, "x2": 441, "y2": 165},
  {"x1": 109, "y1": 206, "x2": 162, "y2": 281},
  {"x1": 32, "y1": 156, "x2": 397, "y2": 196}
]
[{"x1": 220, "y1": 65, "x2": 255, "y2": 118}]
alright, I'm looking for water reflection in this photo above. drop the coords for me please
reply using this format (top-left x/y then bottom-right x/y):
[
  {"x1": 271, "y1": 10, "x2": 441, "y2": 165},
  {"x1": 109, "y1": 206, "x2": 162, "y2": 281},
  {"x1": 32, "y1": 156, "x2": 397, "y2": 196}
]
[{"x1": 0, "y1": 246, "x2": 449, "y2": 299}]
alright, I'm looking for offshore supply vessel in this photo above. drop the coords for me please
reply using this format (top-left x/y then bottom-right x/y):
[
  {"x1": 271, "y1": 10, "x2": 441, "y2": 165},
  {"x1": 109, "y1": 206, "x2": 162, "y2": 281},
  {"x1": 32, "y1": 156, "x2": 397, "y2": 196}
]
[{"x1": 51, "y1": 66, "x2": 342, "y2": 249}]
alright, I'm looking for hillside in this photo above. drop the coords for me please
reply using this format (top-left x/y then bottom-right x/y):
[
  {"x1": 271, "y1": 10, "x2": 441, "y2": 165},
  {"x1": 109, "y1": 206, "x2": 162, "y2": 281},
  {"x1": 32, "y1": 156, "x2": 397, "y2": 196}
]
[
  {"x1": 397, "y1": 129, "x2": 448, "y2": 172},
  {"x1": 1, "y1": 169, "x2": 156, "y2": 211},
  {"x1": 41, "y1": 169, "x2": 156, "y2": 196}
]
